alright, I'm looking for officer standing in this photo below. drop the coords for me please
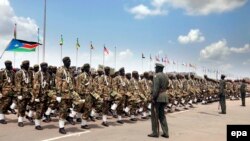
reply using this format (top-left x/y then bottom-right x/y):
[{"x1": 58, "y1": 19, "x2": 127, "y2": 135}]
[
  {"x1": 219, "y1": 74, "x2": 227, "y2": 114},
  {"x1": 148, "y1": 63, "x2": 169, "y2": 138},
  {"x1": 240, "y1": 79, "x2": 247, "y2": 106}
]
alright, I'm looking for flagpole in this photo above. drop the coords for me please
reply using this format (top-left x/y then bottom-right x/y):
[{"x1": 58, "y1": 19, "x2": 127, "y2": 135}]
[
  {"x1": 14, "y1": 23, "x2": 17, "y2": 68},
  {"x1": 114, "y1": 46, "x2": 117, "y2": 70},
  {"x1": 90, "y1": 41, "x2": 92, "y2": 66},
  {"x1": 43, "y1": 0, "x2": 47, "y2": 62},
  {"x1": 103, "y1": 44, "x2": 105, "y2": 67},
  {"x1": 142, "y1": 57, "x2": 144, "y2": 73},
  {"x1": 37, "y1": 28, "x2": 40, "y2": 64},
  {"x1": 76, "y1": 48, "x2": 78, "y2": 68}
]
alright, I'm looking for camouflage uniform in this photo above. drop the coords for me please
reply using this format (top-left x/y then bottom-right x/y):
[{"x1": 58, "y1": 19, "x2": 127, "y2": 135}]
[
  {"x1": 15, "y1": 62, "x2": 33, "y2": 126},
  {"x1": 0, "y1": 67, "x2": 15, "y2": 124},
  {"x1": 56, "y1": 66, "x2": 74, "y2": 119},
  {"x1": 33, "y1": 68, "x2": 51, "y2": 129}
]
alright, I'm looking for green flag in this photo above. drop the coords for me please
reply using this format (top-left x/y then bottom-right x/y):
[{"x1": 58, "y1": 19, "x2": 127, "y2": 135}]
[
  {"x1": 76, "y1": 38, "x2": 80, "y2": 49},
  {"x1": 59, "y1": 34, "x2": 63, "y2": 46}
]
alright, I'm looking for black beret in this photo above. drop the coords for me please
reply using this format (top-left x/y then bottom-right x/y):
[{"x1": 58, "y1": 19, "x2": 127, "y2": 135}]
[
  {"x1": 22, "y1": 60, "x2": 29, "y2": 65},
  {"x1": 155, "y1": 63, "x2": 164, "y2": 69},
  {"x1": 4, "y1": 60, "x2": 12, "y2": 64},
  {"x1": 40, "y1": 62, "x2": 48, "y2": 66},
  {"x1": 62, "y1": 56, "x2": 70, "y2": 62}
]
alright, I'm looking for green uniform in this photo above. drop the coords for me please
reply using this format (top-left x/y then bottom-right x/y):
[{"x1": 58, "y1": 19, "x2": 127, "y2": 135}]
[
  {"x1": 240, "y1": 82, "x2": 247, "y2": 106},
  {"x1": 151, "y1": 72, "x2": 169, "y2": 136},
  {"x1": 219, "y1": 79, "x2": 226, "y2": 114}
]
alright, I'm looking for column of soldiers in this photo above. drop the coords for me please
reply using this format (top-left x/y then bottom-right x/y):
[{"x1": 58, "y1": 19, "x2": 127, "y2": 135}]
[{"x1": 0, "y1": 57, "x2": 249, "y2": 134}]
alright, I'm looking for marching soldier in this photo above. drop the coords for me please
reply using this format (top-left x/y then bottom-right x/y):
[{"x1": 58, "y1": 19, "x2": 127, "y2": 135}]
[
  {"x1": 55, "y1": 57, "x2": 75, "y2": 134},
  {"x1": 0, "y1": 60, "x2": 15, "y2": 124},
  {"x1": 15, "y1": 60, "x2": 33, "y2": 127},
  {"x1": 75, "y1": 63, "x2": 93, "y2": 130},
  {"x1": 33, "y1": 62, "x2": 50, "y2": 130},
  {"x1": 218, "y1": 74, "x2": 227, "y2": 114},
  {"x1": 148, "y1": 63, "x2": 169, "y2": 138},
  {"x1": 99, "y1": 66, "x2": 112, "y2": 127}
]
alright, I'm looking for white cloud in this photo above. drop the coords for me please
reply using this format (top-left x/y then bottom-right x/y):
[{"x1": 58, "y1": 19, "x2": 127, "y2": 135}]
[
  {"x1": 230, "y1": 44, "x2": 250, "y2": 53},
  {"x1": 166, "y1": 0, "x2": 247, "y2": 15},
  {"x1": 128, "y1": 0, "x2": 167, "y2": 19},
  {"x1": 200, "y1": 39, "x2": 250, "y2": 60},
  {"x1": 127, "y1": 0, "x2": 247, "y2": 18},
  {"x1": 0, "y1": 0, "x2": 39, "y2": 68},
  {"x1": 178, "y1": 29, "x2": 205, "y2": 44},
  {"x1": 243, "y1": 59, "x2": 250, "y2": 65},
  {"x1": 119, "y1": 49, "x2": 133, "y2": 58}
]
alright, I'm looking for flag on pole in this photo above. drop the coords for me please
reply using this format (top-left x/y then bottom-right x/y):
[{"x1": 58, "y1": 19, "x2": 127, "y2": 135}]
[
  {"x1": 150, "y1": 54, "x2": 152, "y2": 61},
  {"x1": 59, "y1": 34, "x2": 63, "y2": 46},
  {"x1": 142, "y1": 53, "x2": 145, "y2": 59},
  {"x1": 76, "y1": 38, "x2": 80, "y2": 49},
  {"x1": 104, "y1": 46, "x2": 109, "y2": 55},
  {"x1": 90, "y1": 41, "x2": 94, "y2": 49},
  {"x1": 5, "y1": 39, "x2": 40, "y2": 52},
  {"x1": 14, "y1": 23, "x2": 17, "y2": 39}
]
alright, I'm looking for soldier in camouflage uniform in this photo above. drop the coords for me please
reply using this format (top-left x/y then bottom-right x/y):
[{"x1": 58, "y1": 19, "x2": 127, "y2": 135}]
[
  {"x1": 75, "y1": 63, "x2": 93, "y2": 129},
  {"x1": 56, "y1": 57, "x2": 75, "y2": 134},
  {"x1": 240, "y1": 79, "x2": 247, "y2": 106},
  {"x1": 0, "y1": 60, "x2": 15, "y2": 124},
  {"x1": 111, "y1": 68, "x2": 127, "y2": 124},
  {"x1": 140, "y1": 72, "x2": 151, "y2": 119},
  {"x1": 33, "y1": 62, "x2": 50, "y2": 130},
  {"x1": 129, "y1": 71, "x2": 141, "y2": 121},
  {"x1": 15, "y1": 60, "x2": 33, "y2": 127},
  {"x1": 98, "y1": 66, "x2": 112, "y2": 127}
]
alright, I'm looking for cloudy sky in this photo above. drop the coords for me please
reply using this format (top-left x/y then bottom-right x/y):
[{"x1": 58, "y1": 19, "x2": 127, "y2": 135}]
[{"x1": 0, "y1": 0, "x2": 250, "y2": 79}]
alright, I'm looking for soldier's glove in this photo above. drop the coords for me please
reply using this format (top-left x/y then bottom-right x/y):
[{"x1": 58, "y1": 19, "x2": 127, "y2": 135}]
[
  {"x1": 35, "y1": 99, "x2": 40, "y2": 102},
  {"x1": 56, "y1": 97, "x2": 62, "y2": 103},
  {"x1": 17, "y1": 95, "x2": 23, "y2": 100},
  {"x1": 0, "y1": 93, "x2": 2, "y2": 99}
]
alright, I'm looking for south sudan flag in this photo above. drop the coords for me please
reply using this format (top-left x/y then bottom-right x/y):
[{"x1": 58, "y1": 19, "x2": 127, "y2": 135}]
[{"x1": 5, "y1": 39, "x2": 40, "y2": 52}]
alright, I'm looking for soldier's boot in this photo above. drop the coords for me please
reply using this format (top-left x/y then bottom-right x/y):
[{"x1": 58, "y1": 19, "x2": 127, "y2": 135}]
[
  {"x1": 89, "y1": 116, "x2": 96, "y2": 122},
  {"x1": 183, "y1": 104, "x2": 189, "y2": 110},
  {"x1": 59, "y1": 128, "x2": 66, "y2": 134},
  {"x1": 0, "y1": 114, "x2": 7, "y2": 124},
  {"x1": 42, "y1": 114, "x2": 51, "y2": 122},
  {"x1": 50, "y1": 109, "x2": 57, "y2": 117},
  {"x1": 66, "y1": 116, "x2": 75, "y2": 125},
  {"x1": 9, "y1": 103, "x2": 17, "y2": 114},
  {"x1": 81, "y1": 120, "x2": 90, "y2": 129},
  {"x1": 26, "y1": 110, "x2": 34, "y2": 124},
  {"x1": 35, "y1": 119, "x2": 43, "y2": 130},
  {"x1": 102, "y1": 115, "x2": 109, "y2": 127},
  {"x1": 141, "y1": 112, "x2": 148, "y2": 119},
  {"x1": 130, "y1": 115, "x2": 137, "y2": 121},
  {"x1": 18, "y1": 116, "x2": 24, "y2": 127},
  {"x1": 59, "y1": 120, "x2": 66, "y2": 134},
  {"x1": 76, "y1": 113, "x2": 82, "y2": 123},
  {"x1": 117, "y1": 115, "x2": 124, "y2": 124}
]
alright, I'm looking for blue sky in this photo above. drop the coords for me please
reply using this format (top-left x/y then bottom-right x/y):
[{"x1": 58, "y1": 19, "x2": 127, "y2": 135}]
[{"x1": 0, "y1": 0, "x2": 250, "y2": 79}]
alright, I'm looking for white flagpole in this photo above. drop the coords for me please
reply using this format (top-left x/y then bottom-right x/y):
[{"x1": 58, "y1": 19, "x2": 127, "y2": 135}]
[
  {"x1": 43, "y1": 0, "x2": 47, "y2": 62},
  {"x1": 37, "y1": 28, "x2": 40, "y2": 64},
  {"x1": 90, "y1": 41, "x2": 92, "y2": 66},
  {"x1": 114, "y1": 46, "x2": 117, "y2": 70},
  {"x1": 103, "y1": 45, "x2": 105, "y2": 67}
]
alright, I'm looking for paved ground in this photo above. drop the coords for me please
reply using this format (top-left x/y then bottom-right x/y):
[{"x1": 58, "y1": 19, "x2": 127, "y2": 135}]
[{"x1": 0, "y1": 98, "x2": 249, "y2": 141}]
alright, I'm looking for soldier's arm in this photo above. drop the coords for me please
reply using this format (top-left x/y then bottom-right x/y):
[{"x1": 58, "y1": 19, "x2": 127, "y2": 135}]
[
  {"x1": 0, "y1": 71, "x2": 3, "y2": 92},
  {"x1": 15, "y1": 71, "x2": 22, "y2": 95},
  {"x1": 33, "y1": 72, "x2": 40, "y2": 99},
  {"x1": 152, "y1": 75, "x2": 160, "y2": 100},
  {"x1": 55, "y1": 69, "x2": 63, "y2": 94}
]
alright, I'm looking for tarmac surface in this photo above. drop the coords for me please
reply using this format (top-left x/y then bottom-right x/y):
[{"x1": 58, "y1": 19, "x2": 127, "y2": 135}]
[{"x1": 0, "y1": 98, "x2": 249, "y2": 141}]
